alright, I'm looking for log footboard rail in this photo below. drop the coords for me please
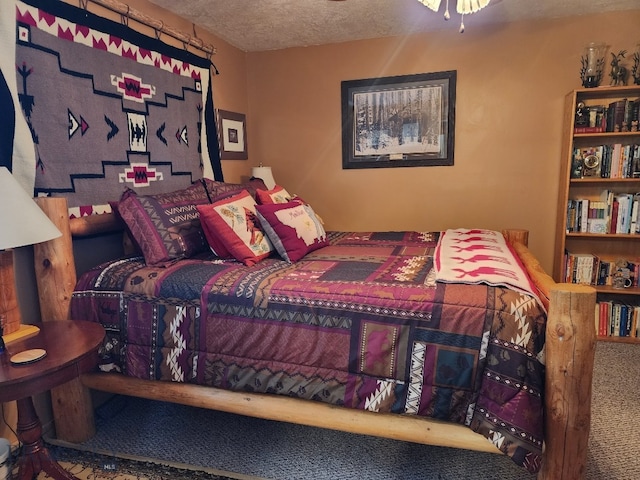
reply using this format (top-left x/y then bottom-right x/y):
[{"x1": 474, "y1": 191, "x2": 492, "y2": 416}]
[{"x1": 33, "y1": 198, "x2": 596, "y2": 480}]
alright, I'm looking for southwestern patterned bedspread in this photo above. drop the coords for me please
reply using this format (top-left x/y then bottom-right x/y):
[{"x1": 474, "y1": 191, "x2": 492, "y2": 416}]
[{"x1": 70, "y1": 231, "x2": 546, "y2": 473}]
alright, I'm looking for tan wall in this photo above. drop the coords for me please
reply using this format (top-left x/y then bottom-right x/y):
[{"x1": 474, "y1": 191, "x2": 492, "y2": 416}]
[{"x1": 245, "y1": 11, "x2": 640, "y2": 272}]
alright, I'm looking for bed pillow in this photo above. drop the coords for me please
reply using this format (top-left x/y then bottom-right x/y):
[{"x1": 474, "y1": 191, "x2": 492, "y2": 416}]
[
  {"x1": 202, "y1": 178, "x2": 267, "y2": 203},
  {"x1": 197, "y1": 190, "x2": 273, "y2": 266},
  {"x1": 199, "y1": 179, "x2": 268, "y2": 258},
  {"x1": 108, "y1": 200, "x2": 143, "y2": 256},
  {"x1": 256, "y1": 185, "x2": 292, "y2": 205},
  {"x1": 117, "y1": 183, "x2": 211, "y2": 266},
  {"x1": 255, "y1": 200, "x2": 329, "y2": 263}
]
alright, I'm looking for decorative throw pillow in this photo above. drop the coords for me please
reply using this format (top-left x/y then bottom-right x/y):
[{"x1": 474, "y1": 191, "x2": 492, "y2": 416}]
[
  {"x1": 197, "y1": 178, "x2": 269, "y2": 258},
  {"x1": 108, "y1": 200, "x2": 142, "y2": 256},
  {"x1": 116, "y1": 182, "x2": 211, "y2": 266},
  {"x1": 197, "y1": 190, "x2": 273, "y2": 266},
  {"x1": 255, "y1": 200, "x2": 329, "y2": 263},
  {"x1": 256, "y1": 185, "x2": 292, "y2": 205}
]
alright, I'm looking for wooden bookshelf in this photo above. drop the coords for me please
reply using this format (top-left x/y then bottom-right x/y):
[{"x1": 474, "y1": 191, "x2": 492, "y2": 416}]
[{"x1": 554, "y1": 86, "x2": 640, "y2": 343}]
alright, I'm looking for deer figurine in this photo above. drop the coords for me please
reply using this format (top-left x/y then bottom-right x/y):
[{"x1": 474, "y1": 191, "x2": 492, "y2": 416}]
[{"x1": 610, "y1": 50, "x2": 628, "y2": 86}]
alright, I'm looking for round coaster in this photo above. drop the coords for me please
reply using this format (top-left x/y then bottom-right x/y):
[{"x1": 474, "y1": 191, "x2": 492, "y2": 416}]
[{"x1": 10, "y1": 348, "x2": 47, "y2": 365}]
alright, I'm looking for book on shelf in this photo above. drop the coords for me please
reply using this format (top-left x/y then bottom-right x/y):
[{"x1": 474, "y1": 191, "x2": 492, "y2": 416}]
[
  {"x1": 571, "y1": 144, "x2": 639, "y2": 179},
  {"x1": 602, "y1": 189, "x2": 615, "y2": 233},
  {"x1": 615, "y1": 193, "x2": 634, "y2": 234},
  {"x1": 574, "y1": 105, "x2": 607, "y2": 133},
  {"x1": 564, "y1": 253, "x2": 639, "y2": 288},
  {"x1": 611, "y1": 144, "x2": 638, "y2": 178},
  {"x1": 623, "y1": 99, "x2": 637, "y2": 132},
  {"x1": 574, "y1": 98, "x2": 640, "y2": 134},
  {"x1": 566, "y1": 199, "x2": 591, "y2": 233},
  {"x1": 563, "y1": 251, "x2": 599, "y2": 285},
  {"x1": 596, "y1": 300, "x2": 640, "y2": 338},
  {"x1": 589, "y1": 200, "x2": 608, "y2": 234},
  {"x1": 624, "y1": 98, "x2": 640, "y2": 133},
  {"x1": 607, "y1": 99, "x2": 628, "y2": 133},
  {"x1": 574, "y1": 104, "x2": 607, "y2": 133},
  {"x1": 566, "y1": 199, "x2": 576, "y2": 233},
  {"x1": 597, "y1": 301, "x2": 609, "y2": 337},
  {"x1": 565, "y1": 191, "x2": 640, "y2": 235},
  {"x1": 611, "y1": 144, "x2": 622, "y2": 178},
  {"x1": 632, "y1": 98, "x2": 640, "y2": 132},
  {"x1": 631, "y1": 193, "x2": 640, "y2": 234},
  {"x1": 596, "y1": 260, "x2": 611, "y2": 286},
  {"x1": 579, "y1": 198, "x2": 589, "y2": 233},
  {"x1": 610, "y1": 197, "x2": 619, "y2": 233}
]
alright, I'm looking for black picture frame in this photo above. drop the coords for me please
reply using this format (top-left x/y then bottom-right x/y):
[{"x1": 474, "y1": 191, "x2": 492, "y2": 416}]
[
  {"x1": 341, "y1": 71, "x2": 456, "y2": 169},
  {"x1": 217, "y1": 109, "x2": 248, "y2": 160}
]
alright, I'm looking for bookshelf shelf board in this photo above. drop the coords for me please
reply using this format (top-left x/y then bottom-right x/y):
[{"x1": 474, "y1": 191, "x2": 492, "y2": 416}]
[
  {"x1": 574, "y1": 85, "x2": 640, "y2": 101},
  {"x1": 569, "y1": 178, "x2": 640, "y2": 184},
  {"x1": 574, "y1": 131, "x2": 640, "y2": 139},
  {"x1": 594, "y1": 285, "x2": 640, "y2": 295},
  {"x1": 565, "y1": 232, "x2": 640, "y2": 239},
  {"x1": 597, "y1": 335, "x2": 640, "y2": 344}
]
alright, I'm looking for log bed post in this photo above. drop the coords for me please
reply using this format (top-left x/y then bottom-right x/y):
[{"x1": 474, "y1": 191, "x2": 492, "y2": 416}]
[
  {"x1": 539, "y1": 284, "x2": 596, "y2": 480},
  {"x1": 504, "y1": 230, "x2": 596, "y2": 479},
  {"x1": 31, "y1": 207, "x2": 597, "y2": 478},
  {"x1": 33, "y1": 197, "x2": 96, "y2": 443}
]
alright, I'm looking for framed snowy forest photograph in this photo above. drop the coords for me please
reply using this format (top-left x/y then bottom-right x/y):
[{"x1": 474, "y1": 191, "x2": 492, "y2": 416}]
[{"x1": 341, "y1": 71, "x2": 456, "y2": 169}]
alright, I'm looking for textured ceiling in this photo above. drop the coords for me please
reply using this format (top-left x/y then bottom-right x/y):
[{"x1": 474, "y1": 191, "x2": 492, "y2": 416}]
[{"x1": 148, "y1": 0, "x2": 640, "y2": 52}]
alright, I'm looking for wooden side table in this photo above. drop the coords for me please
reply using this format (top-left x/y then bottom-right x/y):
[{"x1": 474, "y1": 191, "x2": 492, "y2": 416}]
[{"x1": 0, "y1": 320, "x2": 105, "y2": 480}]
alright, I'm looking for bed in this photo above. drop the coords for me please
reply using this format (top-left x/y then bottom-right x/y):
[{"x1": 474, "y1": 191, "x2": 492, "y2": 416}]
[{"x1": 32, "y1": 187, "x2": 596, "y2": 480}]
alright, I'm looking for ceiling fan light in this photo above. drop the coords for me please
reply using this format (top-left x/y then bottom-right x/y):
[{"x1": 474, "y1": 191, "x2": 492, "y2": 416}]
[
  {"x1": 457, "y1": 0, "x2": 490, "y2": 15},
  {"x1": 418, "y1": 0, "x2": 442, "y2": 12}
]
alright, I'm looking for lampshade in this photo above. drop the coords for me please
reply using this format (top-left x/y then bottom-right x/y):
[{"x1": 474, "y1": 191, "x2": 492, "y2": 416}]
[
  {"x1": 419, "y1": 0, "x2": 442, "y2": 11},
  {"x1": 418, "y1": 0, "x2": 490, "y2": 14},
  {"x1": 457, "y1": 0, "x2": 490, "y2": 15},
  {"x1": 417, "y1": 0, "x2": 490, "y2": 31},
  {"x1": 251, "y1": 166, "x2": 276, "y2": 190},
  {"x1": 0, "y1": 167, "x2": 62, "y2": 250}
]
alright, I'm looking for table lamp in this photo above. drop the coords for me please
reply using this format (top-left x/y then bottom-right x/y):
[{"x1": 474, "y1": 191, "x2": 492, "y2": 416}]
[
  {"x1": 251, "y1": 165, "x2": 276, "y2": 189},
  {"x1": 0, "y1": 167, "x2": 62, "y2": 346}
]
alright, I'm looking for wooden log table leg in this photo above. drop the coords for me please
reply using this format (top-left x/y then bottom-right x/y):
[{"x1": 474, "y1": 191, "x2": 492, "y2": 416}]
[{"x1": 16, "y1": 397, "x2": 77, "y2": 480}]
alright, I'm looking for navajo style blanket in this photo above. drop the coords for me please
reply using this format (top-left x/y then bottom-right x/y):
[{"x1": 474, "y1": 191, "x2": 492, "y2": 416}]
[
  {"x1": 70, "y1": 231, "x2": 547, "y2": 473},
  {"x1": 1, "y1": 0, "x2": 222, "y2": 215}
]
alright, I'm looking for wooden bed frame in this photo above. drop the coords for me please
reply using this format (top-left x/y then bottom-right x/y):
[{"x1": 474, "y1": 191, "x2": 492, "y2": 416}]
[{"x1": 32, "y1": 197, "x2": 596, "y2": 479}]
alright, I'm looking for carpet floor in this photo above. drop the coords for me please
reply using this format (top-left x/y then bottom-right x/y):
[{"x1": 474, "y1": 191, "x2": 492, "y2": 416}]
[
  {"x1": 48, "y1": 341, "x2": 640, "y2": 479},
  {"x1": 13, "y1": 443, "x2": 256, "y2": 480}
]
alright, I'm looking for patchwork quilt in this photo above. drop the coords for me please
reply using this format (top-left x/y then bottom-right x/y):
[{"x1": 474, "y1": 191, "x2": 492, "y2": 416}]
[{"x1": 70, "y1": 231, "x2": 546, "y2": 473}]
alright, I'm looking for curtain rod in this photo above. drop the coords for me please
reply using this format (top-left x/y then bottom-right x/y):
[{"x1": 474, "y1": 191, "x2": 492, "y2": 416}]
[{"x1": 81, "y1": 0, "x2": 216, "y2": 57}]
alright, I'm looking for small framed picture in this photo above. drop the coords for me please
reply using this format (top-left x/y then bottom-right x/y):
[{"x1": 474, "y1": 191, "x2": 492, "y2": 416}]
[{"x1": 217, "y1": 110, "x2": 248, "y2": 160}]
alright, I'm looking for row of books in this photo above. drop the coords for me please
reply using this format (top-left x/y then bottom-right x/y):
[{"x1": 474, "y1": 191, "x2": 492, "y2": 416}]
[
  {"x1": 566, "y1": 191, "x2": 640, "y2": 235},
  {"x1": 571, "y1": 143, "x2": 640, "y2": 179},
  {"x1": 563, "y1": 252, "x2": 639, "y2": 288},
  {"x1": 596, "y1": 301, "x2": 640, "y2": 338},
  {"x1": 574, "y1": 98, "x2": 640, "y2": 133}
]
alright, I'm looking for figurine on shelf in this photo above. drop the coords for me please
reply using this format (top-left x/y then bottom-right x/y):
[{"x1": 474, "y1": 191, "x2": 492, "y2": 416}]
[
  {"x1": 612, "y1": 259, "x2": 632, "y2": 289},
  {"x1": 632, "y1": 50, "x2": 640, "y2": 85},
  {"x1": 609, "y1": 50, "x2": 628, "y2": 86},
  {"x1": 575, "y1": 102, "x2": 589, "y2": 128}
]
